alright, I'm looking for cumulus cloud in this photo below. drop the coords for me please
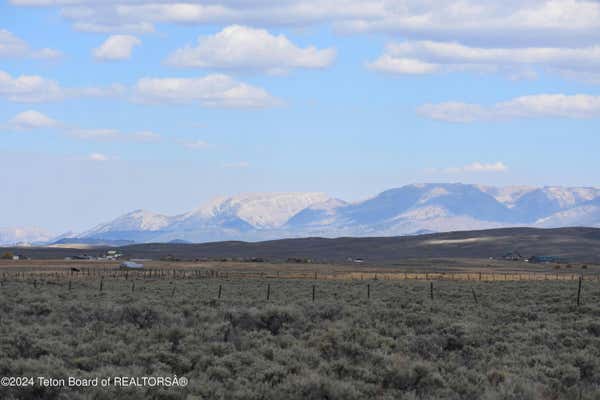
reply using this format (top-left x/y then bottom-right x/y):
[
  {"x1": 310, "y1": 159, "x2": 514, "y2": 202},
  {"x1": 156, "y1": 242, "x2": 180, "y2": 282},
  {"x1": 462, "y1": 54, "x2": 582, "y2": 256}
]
[
  {"x1": 458, "y1": 162, "x2": 508, "y2": 173},
  {"x1": 418, "y1": 94, "x2": 600, "y2": 123},
  {"x1": 0, "y1": 29, "x2": 61, "y2": 59},
  {"x1": 8, "y1": 110, "x2": 58, "y2": 130},
  {"x1": 0, "y1": 69, "x2": 274, "y2": 109},
  {"x1": 0, "y1": 70, "x2": 65, "y2": 102},
  {"x1": 134, "y1": 74, "x2": 280, "y2": 108},
  {"x1": 93, "y1": 35, "x2": 141, "y2": 61},
  {"x1": 367, "y1": 54, "x2": 439, "y2": 75},
  {"x1": 368, "y1": 40, "x2": 600, "y2": 81},
  {"x1": 0, "y1": 70, "x2": 124, "y2": 103},
  {"x1": 166, "y1": 25, "x2": 335, "y2": 73},
  {"x1": 10, "y1": 1, "x2": 600, "y2": 48},
  {"x1": 88, "y1": 153, "x2": 109, "y2": 161}
]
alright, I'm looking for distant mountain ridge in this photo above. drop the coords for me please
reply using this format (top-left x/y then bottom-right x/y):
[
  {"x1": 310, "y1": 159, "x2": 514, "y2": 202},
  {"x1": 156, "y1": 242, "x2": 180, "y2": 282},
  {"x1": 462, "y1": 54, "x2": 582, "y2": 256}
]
[{"x1": 4, "y1": 184, "x2": 600, "y2": 246}]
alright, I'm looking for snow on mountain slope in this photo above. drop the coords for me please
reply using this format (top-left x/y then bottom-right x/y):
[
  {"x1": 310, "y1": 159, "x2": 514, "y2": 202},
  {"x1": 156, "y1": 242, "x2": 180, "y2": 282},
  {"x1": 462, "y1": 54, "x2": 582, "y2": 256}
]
[
  {"x1": 392, "y1": 205, "x2": 450, "y2": 221},
  {"x1": 0, "y1": 227, "x2": 54, "y2": 246},
  {"x1": 535, "y1": 198, "x2": 600, "y2": 228},
  {"x1": 511, "y1": 187, "x2": 600, "y2": 223},
  {"x1": 540, "y1": 187, "x2": 600, "y2": 208},
  {"x1": 80, "y1": 209, "x2": 172, "y2": 237},
  {"x1": 477, "y1": 185, "x2": 536, "y2": 207},
  {"x1": 188, "y1": 192, "x2": 331, "y2": 229},
  {"x1": 285, "y1": 198, "x2": 348, "y2": 228}
]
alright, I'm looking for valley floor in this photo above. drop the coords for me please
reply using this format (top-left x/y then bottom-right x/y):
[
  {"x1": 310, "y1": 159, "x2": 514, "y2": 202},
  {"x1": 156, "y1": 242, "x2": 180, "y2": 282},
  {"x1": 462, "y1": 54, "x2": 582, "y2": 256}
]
[{"x1": 1, "y1": 275, "x2": 599, "y2": 399}]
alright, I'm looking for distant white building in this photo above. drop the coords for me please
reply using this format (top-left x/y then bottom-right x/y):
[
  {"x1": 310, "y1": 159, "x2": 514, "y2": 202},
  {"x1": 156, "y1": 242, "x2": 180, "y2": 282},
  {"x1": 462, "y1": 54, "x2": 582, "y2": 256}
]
[{"x1": 105, "y1": 250, "x2": 123, "y2": 260}]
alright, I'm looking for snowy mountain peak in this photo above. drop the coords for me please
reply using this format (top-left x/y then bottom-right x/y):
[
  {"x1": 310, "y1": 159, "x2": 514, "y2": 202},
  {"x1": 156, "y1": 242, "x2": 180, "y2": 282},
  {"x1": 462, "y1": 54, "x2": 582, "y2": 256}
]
[
  {"x1": 80, "y1": 209, "x2": 172, "y2": 237},
  {"x1": 540, "y1": 186, "x2": 600, "y2": 208},
  {"x1": 0, "y1": 227, "x2": 54, "y2": 246},
  {"x1": 53, "y1": 184, "x2": 600, "y2": 245},
  {"x1": 191, "y1": 192, "x2": 331, "y2": 228}
]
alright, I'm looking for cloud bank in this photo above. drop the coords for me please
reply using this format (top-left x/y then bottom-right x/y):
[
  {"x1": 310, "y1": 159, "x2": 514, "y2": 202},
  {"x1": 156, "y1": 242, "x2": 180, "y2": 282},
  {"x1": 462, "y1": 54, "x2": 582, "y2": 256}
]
[{"x1": 418, "y1": 94, "x2": 600, "y2": 123}]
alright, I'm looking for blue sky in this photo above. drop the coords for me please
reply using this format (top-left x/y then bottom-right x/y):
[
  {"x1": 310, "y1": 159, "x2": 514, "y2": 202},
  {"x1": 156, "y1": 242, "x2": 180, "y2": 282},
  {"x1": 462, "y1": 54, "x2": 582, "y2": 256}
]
[{"x1": 2, "y1": 0, "x2": 600, "y2": 233}]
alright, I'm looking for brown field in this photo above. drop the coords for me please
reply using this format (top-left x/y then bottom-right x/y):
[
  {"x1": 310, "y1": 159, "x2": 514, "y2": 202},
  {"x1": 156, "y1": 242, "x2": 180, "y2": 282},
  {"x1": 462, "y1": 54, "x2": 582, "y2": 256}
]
[{"x1": 1, "y1": 258, "x2": 598, "y2": 282}]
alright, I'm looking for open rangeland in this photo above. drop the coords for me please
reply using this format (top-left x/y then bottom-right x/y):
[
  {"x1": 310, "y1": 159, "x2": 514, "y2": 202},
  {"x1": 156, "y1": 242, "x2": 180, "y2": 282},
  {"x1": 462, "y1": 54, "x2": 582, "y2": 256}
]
[{"x1": 1, "y1": 263, "x2": 599, "y2": 400}]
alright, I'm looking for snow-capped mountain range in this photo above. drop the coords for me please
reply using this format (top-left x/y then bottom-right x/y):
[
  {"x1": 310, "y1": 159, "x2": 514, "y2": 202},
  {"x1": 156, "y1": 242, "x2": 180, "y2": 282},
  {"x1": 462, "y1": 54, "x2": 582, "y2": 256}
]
[
  {"x1": 3, "y1": 184, "x2": 600, "y2": 246},
  {"x1": 0, "y1": 227, "x2": 55, "y2": 247}
]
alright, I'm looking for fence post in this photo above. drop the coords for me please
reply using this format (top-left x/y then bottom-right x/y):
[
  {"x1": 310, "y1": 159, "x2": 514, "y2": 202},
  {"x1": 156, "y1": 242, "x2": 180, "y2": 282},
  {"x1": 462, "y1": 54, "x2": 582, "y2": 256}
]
[
  {"x1": 171, "y1": 286, "x2": 176, "y2": 297},
  {"x1": 312, "y1": 285, "x2": 315, "y2": 302},
  {"x1": 218, "y1": 284, "x2": 222, "y2": 299},
  {"x1": 68, "y1": 280, "x2": 72, "y2": 291},
  {"x1": 99, "y1": 278, "x2": 103, "y2": 292},
  {"x1": 367, "y1": 284, "x2": 370, "y2": 299},
  {"x1": 471, "y1": 288, "x2": 478, "y2": 304},
  {"x1": 430, "y1": 282, "x2": 434, "y2": 301},
  {"x1": 577, "y1": 276, "x2": 582, "y2": 306},
  {"x1": 131, "y1": 281, "x2": 135, "y2": 293},
  {"x1": 266, "y1": 284, "x2": 271, "y2": 301}
]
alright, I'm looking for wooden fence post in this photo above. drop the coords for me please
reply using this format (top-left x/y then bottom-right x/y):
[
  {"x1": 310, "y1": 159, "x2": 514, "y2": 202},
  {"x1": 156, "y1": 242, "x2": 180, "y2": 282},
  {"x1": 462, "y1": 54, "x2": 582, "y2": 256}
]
[
  {"x1": 471, "y1": 288, "x2": 478, "y2": 304},
  {"x1": 218, "y1": 284, "x2": 222, "y2": 299},
  {"x1": 99, "y1": 278, "x2": 103, "y2": 292},
  {"x1": 312, "y1": 285, "x2": 315, "y2": 302},
  {"x1": 577, "y1": 276, "x2": 582, "y2": 306},
  {"x1": 430, "y1": 282, "x2": 434, "y2": 300},
  {"x1": 131, "y1": 281, "x2": 135, "y2": 293},
  {"x1": 266, "y1": 284, "x2": 271, "y2": 301},
  {"x1": 367, "y1": 284, "x2": 370, "y2": 299}
]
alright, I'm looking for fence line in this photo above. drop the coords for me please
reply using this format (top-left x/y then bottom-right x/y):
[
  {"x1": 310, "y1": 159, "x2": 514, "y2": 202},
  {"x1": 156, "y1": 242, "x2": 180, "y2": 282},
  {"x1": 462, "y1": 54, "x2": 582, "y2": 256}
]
[{"x1": 1, "y1": 268, "x2": 599, "y2": 284}]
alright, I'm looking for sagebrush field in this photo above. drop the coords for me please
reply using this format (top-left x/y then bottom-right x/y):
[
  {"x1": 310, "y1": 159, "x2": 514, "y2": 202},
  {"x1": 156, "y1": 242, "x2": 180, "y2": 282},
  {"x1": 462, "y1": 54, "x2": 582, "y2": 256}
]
[{"x1": 1, "y1": 275, "x2": 599, "y2": 399}]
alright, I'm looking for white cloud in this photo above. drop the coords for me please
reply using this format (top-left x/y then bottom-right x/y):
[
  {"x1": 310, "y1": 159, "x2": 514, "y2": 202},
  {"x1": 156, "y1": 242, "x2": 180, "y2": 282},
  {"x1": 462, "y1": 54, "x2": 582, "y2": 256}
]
[
  {"x1": 367, "y1": 54, "x2": 439, "y2": 75},
  {"x1": 181, "y1": 140, "x2": 209, "y2": 150},
  {"x1": 93, "y1": 35, "x2": 141, "y2": 61},
  {"x1": 8, "y1": 110, "x2": 58, "y2": 130},
  {"x1": 134, "y1": 74, "x2": 280, "y2": 108},
  {"x1": 0, "y1": 29, "x2": 29, "y2": 57},
  {"x1": 418, "y1": 94, "x2": 600, "y2": 123},
  {"x1": 437, "y1": 162, "x2": 509, "y2": 174},
  {"x1": 68, "y1": 128, "x2": 163, "y2": 143},
  {"x1": 88, "y1": 153, "x2": 109, "y2": 161},
  {"x1": 11, "y1": 1, "x2": 600, "y2": 47},
  {"x1": 0, "y1": 29, "x2": 61, "y2": 59},
  {"x1": 0, "y1": 70, "x2": 64, "y2": 102},
  {"x1": 368, "y1": 40, "x2": 600, "y2": 81},
  {"x1": 461, "y1": 162, "x2": 508, "y2": 173},
  {"x1": 0, "y1": 70, "x2": 124, "y2": 103},
  {"x1": 166, "y1": 25, "x2": 335, "y2": 73},
  {"x1": 69, "y1": 128, "x2": 121, "y2": 140},
  {"x1": 0, "y1": 70, "x2": 272, "y2": 109}
]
